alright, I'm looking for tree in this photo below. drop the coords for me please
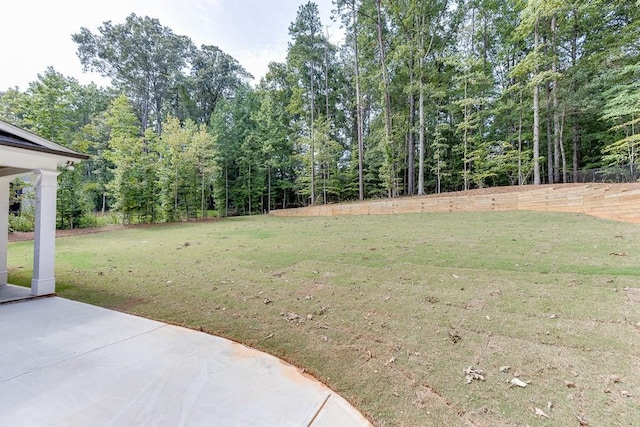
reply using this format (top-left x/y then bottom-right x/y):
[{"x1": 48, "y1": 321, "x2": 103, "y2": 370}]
[
  {"x1": 187, "y1": 123, "x2": 217, "y2": 219},
  {"x1": 23, "y1": 67, "x2": 83, "y2": 143},
  {"x1": 103, "y1": 95, "x2": 153, "y2": 223},
  {"x1": 0, "y1": 87, "x2": 28, "y2": 125},
  {"x1": 210, "y1": 85, "x2": 260, "y2": 215},
  {"x1": 189, "y1": 45, "x2": 253, "y2": 124},
  {"x1": 253, "y1": 82, "x2": 296, "y2": 211},
  {"x1": 601, "y1": 64, "x2": 640, "y2": 176},
  {"x1": 335, "y1": 0, "x2": 365, "y2": 200},
  {"x1": 73, "y1": 14, "x2": 194, "y2": 133},
  {"x1": 287, "y1": 2, "x2": 327, "y2": 205},
  {"x1": 374, "y1": 0, "x2": 395, "y2": 196}
]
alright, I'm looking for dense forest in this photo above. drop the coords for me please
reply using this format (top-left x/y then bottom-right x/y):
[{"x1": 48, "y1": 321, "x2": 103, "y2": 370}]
[{"x1": 1, "y1": 0, "x2": 639, "y2": 229}]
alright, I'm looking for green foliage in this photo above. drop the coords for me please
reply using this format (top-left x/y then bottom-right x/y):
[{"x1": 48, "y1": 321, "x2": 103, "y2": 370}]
[
  {"x1": 57, "y1": 164, "x2": 93, "y2": 229},
  {"x1": 156, "y1": 117, "x2": 216, "y2": 221},
  {"x1": 8, "y1": 209, "x2": 35, "y2": 232},
  {"x1": 73, "y1": 14, "x2": 193, "y2": 133},
  {"x1": 103, "y1": 95, "x2": 154, "y2": 223},
  {"x1": 601, "y1": 64, "x2": 640, "y2": 168},
  {"x1": 72, "y1": 13, "x2": 250, "y2": 133},
  {"x1": 3, "y1": 1, "x2": 640, "y2": 225}
]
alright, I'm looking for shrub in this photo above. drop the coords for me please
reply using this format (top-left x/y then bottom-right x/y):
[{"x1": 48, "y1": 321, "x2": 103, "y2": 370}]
[{"x1": 8, "y1": 209, "x2": 35, "y2": 232}]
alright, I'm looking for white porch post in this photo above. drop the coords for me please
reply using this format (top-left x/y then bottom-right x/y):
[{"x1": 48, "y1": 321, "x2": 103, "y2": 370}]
[
  {"x1": 31, "y1": 169, "x2": 60, "y2": 296},
  {"x1": 0, "y1": 178, "x2": 10, "y2": 286}
]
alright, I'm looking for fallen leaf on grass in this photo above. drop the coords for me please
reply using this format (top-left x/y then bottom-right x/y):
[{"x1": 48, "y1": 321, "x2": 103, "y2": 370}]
[
  {"x1": 263, "y1": 333, "x2": 274, "y2": 340},
  {"x1": 609, "y1": 252, "x2": 628, "y2": 256},
  {"x1": 282, "y1": 312, "x2": 303, "y2": 323},
  {"x1": 384, "y1": 357, "x2": 396, "y2": 366},
  {"x1": 564, "y1": 380, "x2": 576, "y2": 388},
  {"x1": 448, "y1": 330, "x2": 462, "y2": 344},
  {"x1": 510, "y1": 378, "x2": 528, "y2": 388},
  {"x1": 621, "y1": 390, "x2": 632, "y2": 397},
  {"x1": 263, "y1": 298, "x2": 271, "y2": 304},
  {"x1": 575, "y1": 413, "x2": 589, "y2": 426},
  {"x1": 499, "y1": 366, "x2": 511, "y2": 373},
  {"x1": 315, "y1": 306, "x2": 329, "y2": 316},
  {"x1": 605, "y1": 374, "x2": 622, "y2": 385},
  {"x1": 464, "y1": 366, "x2": 486, "y2": 383},
  {"x1": 534, "y1": 407, "x2": 549, "y2": 418}
]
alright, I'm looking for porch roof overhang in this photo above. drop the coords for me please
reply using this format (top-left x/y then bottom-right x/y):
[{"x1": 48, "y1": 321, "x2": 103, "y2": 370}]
[
  {"x1": 0, "y1": 120, "x2": 88, "y2": 178},
  {"x1": 1, "y1": 119, "x2": 89, "y2": 299}
]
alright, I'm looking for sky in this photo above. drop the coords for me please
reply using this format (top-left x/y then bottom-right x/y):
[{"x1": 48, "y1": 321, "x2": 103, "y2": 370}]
[{"x1": 0, "y1": 0, "x2": 342, "y2": 90}]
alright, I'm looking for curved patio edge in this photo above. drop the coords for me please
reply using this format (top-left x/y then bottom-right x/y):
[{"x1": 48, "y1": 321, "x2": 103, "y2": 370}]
[{"x1": 0, "y1": 297, "x2": 371, "y2": 426}]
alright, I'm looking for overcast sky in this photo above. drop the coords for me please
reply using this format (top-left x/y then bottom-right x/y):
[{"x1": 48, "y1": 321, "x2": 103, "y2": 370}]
[{"x1": 0, "y1": 0, "x2": 341, "y2": 90}]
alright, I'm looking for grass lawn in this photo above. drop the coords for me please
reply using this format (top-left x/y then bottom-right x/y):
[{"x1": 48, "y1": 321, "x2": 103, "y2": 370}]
[{"x1": 8, "y1": 211, "x2": 640, "y2": 426}]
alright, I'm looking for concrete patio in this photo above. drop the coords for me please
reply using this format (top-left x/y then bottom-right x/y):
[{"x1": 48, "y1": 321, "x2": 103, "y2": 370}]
[{"x1": 0, "y1": 296, "x2": 371, "y2": 426}]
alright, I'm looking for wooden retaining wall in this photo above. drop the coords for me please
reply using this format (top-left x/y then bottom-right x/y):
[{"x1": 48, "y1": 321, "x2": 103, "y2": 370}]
[{"x1": 270, "y1": 183, "x2": 640, "y2": 223}]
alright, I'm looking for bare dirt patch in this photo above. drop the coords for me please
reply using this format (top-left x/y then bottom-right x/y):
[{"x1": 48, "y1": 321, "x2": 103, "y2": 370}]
[
  {"x1": 8, "y1": 218, "x2": 221, "y2": 242},
  {"x1": 625, "y1": 288, "x2": 640, "y2": 303}
]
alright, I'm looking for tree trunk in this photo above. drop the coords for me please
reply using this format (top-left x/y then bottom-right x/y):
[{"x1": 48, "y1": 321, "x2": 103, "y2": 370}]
[
  {"x1": 376, "y1": 0, "x2": 394, "y2": 197},
  {"x1": 408, "y1": 52, "x2": 416, "y2": 196},
  {"x1": 559, "y1": 109, "x2": 567, "y2": 183},
  {"x1": 463, "y1": 76, "x2": 469, "y2": 191},
  {"x1": 518, "y1": 89, "x2": 524, "y2": 185},
  {"x1": 174, "y1": 162, "x2": 178, "y2": 221},
  {"x1": 533, "y1": 20, "x2": 541, "y2": 185},
  {"x1": 224, "y1": 164, "x2": 229, "y2": 217},
  {"x1": 324, "y1": 33, "x2": 330, "y2": 118},
  {"x1": 552, "y1": 15, "x2": 561, "y2": 184},
  {"x1": 267, "y1": 164, "x2": 271, "y2": 213},
  {"x1": 573, "y1": 120, "x2": 579, "y2": 182},
  {"x1": 547, "y1": 84, "x2": 553, "y2": 183},
  {"x1": 310, "y1": 65, "x2": 316, "y2": 206},
  {"x1": 418, "y1": 81, "x2": 425, "y2": 195},
  {"x1": 352, "y1": 2, "x2": 364, "y2": 200},
  {"x1": 418, "y1": 24, "x2": 433, "y2": 196},
  {"x1": 201, "y1": 170, "x2": 205, "y2": 220},
  {"x1": 571, "y1": 7, "x2": 580, "y2": 183}
]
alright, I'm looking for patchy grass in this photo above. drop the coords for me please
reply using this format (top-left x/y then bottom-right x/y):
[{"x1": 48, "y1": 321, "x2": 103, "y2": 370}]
[{"x1": 8, "y1": 211, "x2": 640, "y2": 426}]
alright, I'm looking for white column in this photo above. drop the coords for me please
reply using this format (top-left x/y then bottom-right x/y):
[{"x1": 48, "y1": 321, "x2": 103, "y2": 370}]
[
  {"x1": 0, "y1": 178, "x2": 10, "y2": 286},
  {"x1": 31, "y1": 169, "x2": 60, "y2": 296}
]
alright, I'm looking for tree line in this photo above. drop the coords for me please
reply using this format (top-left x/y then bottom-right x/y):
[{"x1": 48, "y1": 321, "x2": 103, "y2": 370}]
[{"x1": 1, "y1": 1, "x2": 638, "y2": 229}]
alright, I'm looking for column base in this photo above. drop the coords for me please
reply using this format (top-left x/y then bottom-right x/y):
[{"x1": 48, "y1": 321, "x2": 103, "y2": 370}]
[
  {"x1": 31, "y1": 278, "x2": 56, "y2": 296},
  {"x1": 0, "y1": 271, "x2": 7, "y2": 286}
]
